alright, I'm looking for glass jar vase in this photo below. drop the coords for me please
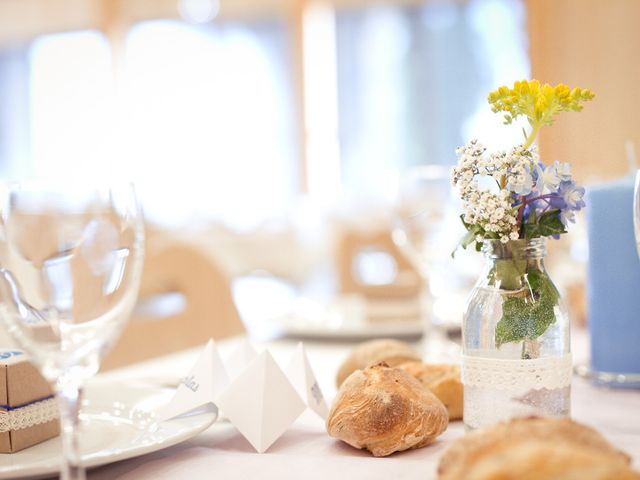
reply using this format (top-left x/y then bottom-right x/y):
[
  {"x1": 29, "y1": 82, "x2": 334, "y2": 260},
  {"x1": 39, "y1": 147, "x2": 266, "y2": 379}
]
[{"x1": 462, "y1": 238, "x2": 571, "y2": 430}]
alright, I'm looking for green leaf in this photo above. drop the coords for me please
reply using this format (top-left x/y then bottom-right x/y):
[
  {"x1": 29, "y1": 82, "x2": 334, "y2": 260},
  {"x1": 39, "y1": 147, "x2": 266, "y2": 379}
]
[
  {"x1": 495, "y1": 269, "x2": 560, "y2": 348},
  {"x1": 524, "y1": 209, "x2": 567, "y2": 239},
  {"x1": 527, "y1": 208, "x2": 538, "y2": 225},
  {"x1": 526, "y1": 269, "x2": 558, "y2": 302},
  {"x1": 459, "y1": 214, "x2": 472, "y2": 230},
  {"x1": 452, "y1": 215, "x2": 483, "y2": 258},
  {"x1": 452, "y1": 229, "x2": 475, "y2": 258},
  {"x1": 489, "y1": 258, "x2": 527, "y2": 290},
  {"x1": 461, "y1": 229, "x2": 477, "y2": 249}
]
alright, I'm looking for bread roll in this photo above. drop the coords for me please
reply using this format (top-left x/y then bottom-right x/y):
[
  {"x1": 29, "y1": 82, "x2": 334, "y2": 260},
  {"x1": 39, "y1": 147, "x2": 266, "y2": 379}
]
[
  {"x1": 398, "y1": 362, "x2": 462, "y2": 420},
  {"x1": 459, "y1": 439, "x2": 640, "y2": 480},
  {"x1": 327, "y1": 362, "x2": 448, "y2": 457},
  {"x1": 438, "y1": 417, "x2": 637, "y2": 480},
  {"x1": 336, "y1": 339, "x2": 420, "y2": 386}
]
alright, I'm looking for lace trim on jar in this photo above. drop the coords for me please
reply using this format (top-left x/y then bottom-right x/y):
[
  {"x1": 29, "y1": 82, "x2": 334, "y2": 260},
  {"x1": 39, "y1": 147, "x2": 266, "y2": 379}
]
[{"x1": 462, "y1": 354, "x2": 572, "y2": 393}]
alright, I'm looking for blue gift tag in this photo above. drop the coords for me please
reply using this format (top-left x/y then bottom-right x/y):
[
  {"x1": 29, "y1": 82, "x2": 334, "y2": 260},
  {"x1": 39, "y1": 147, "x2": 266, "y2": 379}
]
[{"x1": 0, "y1": 351, "x2": 23, "y2": 360}]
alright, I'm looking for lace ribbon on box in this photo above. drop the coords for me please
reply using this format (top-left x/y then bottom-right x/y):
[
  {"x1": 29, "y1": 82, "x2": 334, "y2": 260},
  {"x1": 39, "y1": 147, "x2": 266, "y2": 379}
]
[
  {"x1": 462, "y1": 354, "x2": 572, "y2": 393},
  {"x1": 0, "y1": 397, "x2": 59, "y2": 432}
]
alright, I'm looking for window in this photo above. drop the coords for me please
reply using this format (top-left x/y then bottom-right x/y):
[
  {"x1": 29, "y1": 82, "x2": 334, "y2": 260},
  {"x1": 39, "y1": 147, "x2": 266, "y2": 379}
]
[
  {"x1": 120, "y1": 19, "x2": 296, "y2": 229},
  {"x1": 29, "y1": 31, "x2": 114, "y2": 178},
  {"x1": 332, "y1": 0, "x2": 529, "y2": 199},
  {"x1": 0, "y1": 0, "x2": 528, "y2": 226},
  {"x1": 0, "y1": 45, "x2": 31, "y2": 179}
]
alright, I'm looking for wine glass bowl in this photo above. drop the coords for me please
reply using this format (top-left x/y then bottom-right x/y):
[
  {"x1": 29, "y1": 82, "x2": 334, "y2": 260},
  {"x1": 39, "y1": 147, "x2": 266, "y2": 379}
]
[
  {"x1": 392, "y1": 165, "x2": 468, "y2": 361},
  {"x1": 0, "y1": 181, "x2": 144, "y2": 480},
  {"x1": 392, "y1": 165, "x2": 451, "y2": 278}
]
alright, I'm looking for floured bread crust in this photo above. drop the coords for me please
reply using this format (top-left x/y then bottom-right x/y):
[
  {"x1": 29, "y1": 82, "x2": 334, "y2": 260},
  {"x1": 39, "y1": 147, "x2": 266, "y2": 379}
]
[
  {"x1": 438, "y1": 417, "x2": 637, "y2": 480},
  {"x1": 327, "y1": 363, "x2": 448, "y2": 457},
  {"x1": 336, "y1": 339, "x2": 420, "y2": 387},
  {"x1": 398, "y1": 362, "x2": 463, "y2": 420}
]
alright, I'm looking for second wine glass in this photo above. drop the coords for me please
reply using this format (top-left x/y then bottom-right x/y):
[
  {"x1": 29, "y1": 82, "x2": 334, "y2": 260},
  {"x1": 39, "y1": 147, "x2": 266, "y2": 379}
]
[
  {"x1": 0, "y1": 181, "x2": 144, "y2": 480},
  {"x1": 392, "y1": 165, "x2": 466, "y2": 360}
]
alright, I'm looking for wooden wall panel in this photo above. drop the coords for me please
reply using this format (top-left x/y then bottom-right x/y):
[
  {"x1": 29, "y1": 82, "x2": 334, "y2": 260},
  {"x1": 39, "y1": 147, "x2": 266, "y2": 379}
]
[
  {"x1": 0, "y1": 0, "x2": 100, "y2": 45},
  {"x1": 0, "y1": 0, "x2": 295, "y2": 47},
  {"x1": 527, "y1": 0, "x2": 640, "y2": 183}
]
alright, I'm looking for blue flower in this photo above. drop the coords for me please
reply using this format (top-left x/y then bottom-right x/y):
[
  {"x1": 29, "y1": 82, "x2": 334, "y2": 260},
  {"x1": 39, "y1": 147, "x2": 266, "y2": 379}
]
[
  {"x1": 558, "y1": 180, "x2": 586, "y2": 210},
  {"x1": 560, "y1": 209, "x2": 577, "y2": 227},
  {"x1": 553, "y1": 160, "x2": 572, "y2": 181},
  {"x1": 546, "y1": 192, "x2": 566, "y2": 210},
  {"x1": 535, "y1": 162, "x2": 561, "y2": 193},
  {"x1": 531, "y1": 161, "x2": 544, "y2": 182}
]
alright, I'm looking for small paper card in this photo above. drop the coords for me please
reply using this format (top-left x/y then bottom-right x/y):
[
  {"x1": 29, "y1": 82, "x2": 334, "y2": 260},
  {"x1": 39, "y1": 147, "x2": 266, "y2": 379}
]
[
  {"x1": 157, "y1": 339, "x2": 327, "y2": 453},
  {"x1": 156, "y1": 339, "x2": 227, "y2": 422},
  {"x1": 285, "y1": 343, "x2": 328, "y2": 420}
]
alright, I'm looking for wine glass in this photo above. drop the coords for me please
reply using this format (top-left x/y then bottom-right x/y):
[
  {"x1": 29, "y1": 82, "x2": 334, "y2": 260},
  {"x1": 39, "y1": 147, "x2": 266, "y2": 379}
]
[
  {"x1": 0, "y1": 181, "x2": 144, "y2": 480},
  {"x1": 392, "y1": 166, "x2": 450, "y2": 279},
  {"x1": 392, "y1": 165, "x2": 464, "y2": 360}
]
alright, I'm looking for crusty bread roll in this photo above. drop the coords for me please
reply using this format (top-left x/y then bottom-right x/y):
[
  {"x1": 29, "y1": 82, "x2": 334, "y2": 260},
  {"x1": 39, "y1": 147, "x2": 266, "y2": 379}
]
[
  {"x1": 398, "y1": 362, "x2": 462, "y2": 421},
  {"x1": 327, "y1": 362, "x2": 448, "y2": 457},
  {"x1": 336, "y1": 339, "x2": 420, "y2": 387},
  {"x1": 458, "y1": 439, "x2": 640, "y2": 480},
  {"x1": 438, "y1": 417, "x2": 637, "y2": 480}
]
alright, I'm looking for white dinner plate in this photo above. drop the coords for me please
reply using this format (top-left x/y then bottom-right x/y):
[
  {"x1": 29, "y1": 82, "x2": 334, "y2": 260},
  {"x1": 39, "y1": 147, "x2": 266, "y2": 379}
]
[
  {"x1": 281, "y1": 317, "x2": 425, "y2": 340},
  {"x1": 279, "y1": 295, "x2": 425, "y2": 340},
  {"x1": 233, "y1": 274, "x2": 430, "y2": 341},
  {"x1": 0, "y1": 380, "x2": 217, "y2": 479}
]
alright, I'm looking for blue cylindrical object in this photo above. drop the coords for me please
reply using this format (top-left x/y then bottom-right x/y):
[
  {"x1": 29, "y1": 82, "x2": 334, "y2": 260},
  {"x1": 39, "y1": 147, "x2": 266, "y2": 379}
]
[{"x1": 586, "y1": 176, "x2": 640, "y2": 375}]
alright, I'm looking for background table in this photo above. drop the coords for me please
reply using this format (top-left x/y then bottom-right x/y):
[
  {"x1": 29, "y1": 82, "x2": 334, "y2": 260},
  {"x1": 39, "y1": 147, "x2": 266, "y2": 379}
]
[{"x1": 87, "y1": 329, "x2": 640, "y2": 480}]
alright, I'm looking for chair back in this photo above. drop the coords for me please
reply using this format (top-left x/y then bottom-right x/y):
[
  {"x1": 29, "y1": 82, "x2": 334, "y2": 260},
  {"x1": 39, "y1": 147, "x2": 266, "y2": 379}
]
[{"x1": 101, "y1": 229, "x2": 244, "y2": 370}]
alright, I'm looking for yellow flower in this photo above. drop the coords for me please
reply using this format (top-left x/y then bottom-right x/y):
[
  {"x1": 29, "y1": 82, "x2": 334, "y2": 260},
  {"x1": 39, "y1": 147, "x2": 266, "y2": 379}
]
[{"x1": 488, "y1": 80, "x2": 595, "y2": 149}]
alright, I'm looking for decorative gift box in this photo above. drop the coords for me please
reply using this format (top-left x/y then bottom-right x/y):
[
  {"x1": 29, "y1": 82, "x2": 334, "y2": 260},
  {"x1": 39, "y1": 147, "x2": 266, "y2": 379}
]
[{"x1": 0, "y1": 350, "x2": 59, "y2": 453}]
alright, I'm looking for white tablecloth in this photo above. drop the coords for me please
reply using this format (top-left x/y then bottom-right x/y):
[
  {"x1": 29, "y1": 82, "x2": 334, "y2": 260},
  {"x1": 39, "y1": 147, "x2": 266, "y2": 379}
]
[{"x1": 86, "y1": 331, "x2": 640, "y2": 480}]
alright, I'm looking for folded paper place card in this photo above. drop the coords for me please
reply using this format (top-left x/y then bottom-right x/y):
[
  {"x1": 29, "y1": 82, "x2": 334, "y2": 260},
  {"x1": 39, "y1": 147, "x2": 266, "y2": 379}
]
[
  {"x1": 285, "y1": 343, "x2": 328, "y2": 420},
  {"x1": 216, "y1": 351, "x2": 306, "y2": 453},
  {"x1": 156, "y1": 339, "x2": 227, "y2": 422},
  {"x1": 225, "y1": 339, "x2": 258, "y2": 380},
  {"x1": 158, "y1": 340, "x2": 327, "y2": 453}
]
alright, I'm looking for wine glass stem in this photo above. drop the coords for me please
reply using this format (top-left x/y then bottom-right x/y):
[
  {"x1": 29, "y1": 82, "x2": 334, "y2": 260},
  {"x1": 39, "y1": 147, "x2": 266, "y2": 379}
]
[
  {"x1": 56, "y1": 378, "x2": 86, "y2": 480},
  {"x1": 421, "y1": 284, "x2": 460, "y2": 361}
]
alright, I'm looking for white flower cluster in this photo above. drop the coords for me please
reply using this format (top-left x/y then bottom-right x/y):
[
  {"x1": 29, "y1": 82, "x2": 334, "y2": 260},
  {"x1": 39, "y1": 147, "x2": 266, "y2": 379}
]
[{"x1": 452, "y1": 139, "x2": 525, "y2": 243}]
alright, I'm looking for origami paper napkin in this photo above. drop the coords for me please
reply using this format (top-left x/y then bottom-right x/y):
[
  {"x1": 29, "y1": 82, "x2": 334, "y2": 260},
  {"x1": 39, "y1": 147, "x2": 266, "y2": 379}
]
[
  {"x1": 225, "y1": 339, "x2": 258, "y2": 380},
  {"x1": 157, "y1": 339, "x2": 326, "y2": 453},
  {"x1": 215, "y1": 351, "x2": 306, "y2": 452}
]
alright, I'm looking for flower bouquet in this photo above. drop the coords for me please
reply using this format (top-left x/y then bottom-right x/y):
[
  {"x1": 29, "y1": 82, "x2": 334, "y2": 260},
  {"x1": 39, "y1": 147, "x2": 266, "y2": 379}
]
[
  {"x1": 453, "y1": 80, "x2": 594, "y2": 351},
  {"x1": 455, "y1": 80, "x2": 595, "y2": 429}
]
